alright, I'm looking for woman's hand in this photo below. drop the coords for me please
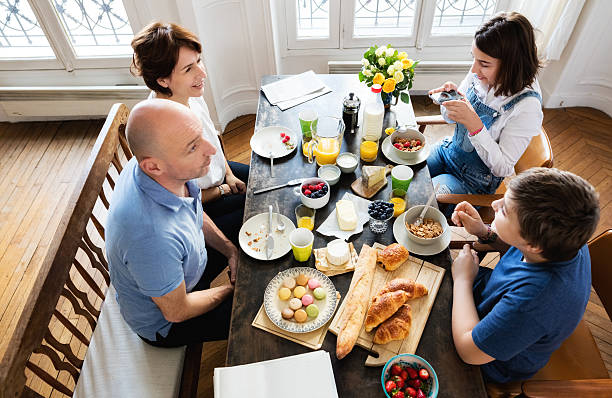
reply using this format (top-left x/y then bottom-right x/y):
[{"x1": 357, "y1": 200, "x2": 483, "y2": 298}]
[
  {"x1": 225, "y1": 173, "x2": 246, "y2": 194},
  {"x1": 441, "y1": 99, "x2": 483, "y2": 133},
  {"x1": 226, "y1": 244, "x2": 239, "y2": 284},
  {"x1": 429, "y1": 81, "x2": 459, "y2": 95},
  {"x1": 452, "y1": 244, "x2": 480, "y2": 284},
  {"x1": 452, "y1": 201, "x2": 488, "y2": 238}
]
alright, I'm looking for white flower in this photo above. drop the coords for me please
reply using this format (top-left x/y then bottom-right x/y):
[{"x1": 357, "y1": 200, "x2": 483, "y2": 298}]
[
  {"x1": 394, "y1": 70, "x2": 404, "y2": 83},
  {"x1": 363, "y1": 68, "x2": 373, "y2": 77},
  {"x1": 394, "y1": 60, "x2": 402, "y2": 69},
  {"x1": 387, "y1": 65, "x2": 395, "y2": 75},
  {"x1": 361, "y1": 58, "x2": 370, "y2": 67},
  {"x1": 375, "y1": 47, "x2": 385, "y2": 57},
  {"x1": 385, "y1": 47, "x2": 395, "y2": 57},
  {"x1": 378, "y1": 57, "x2": 386, "y2": 66}
]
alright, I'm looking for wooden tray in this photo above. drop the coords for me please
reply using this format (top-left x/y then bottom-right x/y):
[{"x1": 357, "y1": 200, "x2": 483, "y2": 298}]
[
  {"x1": 329, "y1": 242, "x2": 445, "y2": 366},
  {"x1": 350, "y1": 164, "x2": 393, "y2": 199}
]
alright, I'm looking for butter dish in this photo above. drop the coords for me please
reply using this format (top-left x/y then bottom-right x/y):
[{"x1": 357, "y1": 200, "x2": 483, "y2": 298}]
[{"x1": 316, "y1": 192, "x2": 371, "y2": 240}]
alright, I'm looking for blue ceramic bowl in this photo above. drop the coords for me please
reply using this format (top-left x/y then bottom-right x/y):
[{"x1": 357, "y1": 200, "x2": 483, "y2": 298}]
[{"x1": 381, "y1": 354, "x2": 439, "y2": 398}]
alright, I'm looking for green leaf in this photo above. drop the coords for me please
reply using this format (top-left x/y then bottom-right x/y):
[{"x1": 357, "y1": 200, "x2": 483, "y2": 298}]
[
  {"x1": 358, "y1": 72, "x2": 364, "y2": 82},
  {"x1": 400, "y1": 92, "x2": 410, "y2": 104}
]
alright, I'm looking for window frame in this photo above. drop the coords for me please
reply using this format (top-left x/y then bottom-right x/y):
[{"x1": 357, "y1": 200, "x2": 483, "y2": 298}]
[{"x1": 285, "y1": 0, "x2": 341, "y2": 49}]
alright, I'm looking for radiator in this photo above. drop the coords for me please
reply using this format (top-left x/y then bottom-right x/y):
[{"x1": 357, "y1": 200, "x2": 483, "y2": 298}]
[{"x1": 328, "y1": 60, "x2": 471, "y2": 75}]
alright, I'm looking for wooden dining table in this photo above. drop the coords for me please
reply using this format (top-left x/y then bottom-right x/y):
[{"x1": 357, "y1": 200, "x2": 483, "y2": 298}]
[{"x1": 226, "y1": 74, "x2": 487, "y2": 397}]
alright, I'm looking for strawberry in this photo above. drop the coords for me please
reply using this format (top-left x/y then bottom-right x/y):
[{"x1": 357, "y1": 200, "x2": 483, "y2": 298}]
[
  {"x1": 418, "y1": 369, "x2": 429, "y2": 380},
  {"x1": 390, "y1": 364, "x2": 403, "y2": 376},
  {"x1": 392, "y1": 391, "x2": 405, "y2": 398},
  {"x1": 408, "y1": 379, "x2": 421, "y2": 388},
  {"x1": 405, "y1": 387, "x2": 417, "y2": 397},
  {"x1": 400, "y1": 370, "x2": 408, "y2": 380},
  {"x1": 304, "y1": 189, "x2": 312, "y2": 196},
  {"x1": 385, "y1": 380, "x2": 397, "y2": 393},
  {"x1": 416, "y1": 389, "x2": 426, "y2": 398},
  {"x1": 391, "y1": 375, "x2": 404, "y2": 389},
  {"x1": 407, "y1": 367, "x2": 418, "y2": 380},
  {"x1": 280, "y1": 132, "x2": 285, "y2": 137},
  {"x1": 415, "y1": 140, "x2": 421, "y2": 146}
]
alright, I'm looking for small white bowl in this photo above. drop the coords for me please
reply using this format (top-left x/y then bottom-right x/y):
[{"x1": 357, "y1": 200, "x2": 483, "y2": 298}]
[
  {"x1": 390, "y1": 128, "x2": 426, "y2": 160},
  {"x1": 317, "y1": 164, "x2": 341, "y2": 186},
  {"x1": 381, "y1": 353, "x2": 439, "y2": 398},
  {"x1": 404, "y1": 205, "x2": 448, "y2": 245},
  {"x1": 336, "y1": 152, "x2": 359, "y2": 173},
  {"x1": 300, "y1": 178, "x2": 330, "y2": 209}
]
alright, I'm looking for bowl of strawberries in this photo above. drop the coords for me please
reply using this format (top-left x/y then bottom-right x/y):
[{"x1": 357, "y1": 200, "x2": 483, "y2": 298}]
[
  {"x1": 300, "y1": 178, "x2": 330, "y2": 209},
  {"x1": 390, "y1": 128, "x2": 426, "y2": 160},
  {"x1": 381, "y1": 354, "x2": 438, "y2": 398}
]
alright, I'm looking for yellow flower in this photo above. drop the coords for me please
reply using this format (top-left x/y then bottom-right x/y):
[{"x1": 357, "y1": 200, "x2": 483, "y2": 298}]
[
  {"x1": 402, "y1": 58, "x2": 415, "y2": 69},
  {"x1": 382, "y1": 78, "x2": 396, "y2": 93},
  {"x1": 373, "y1": 72, "x2": 385, "y2": 85},
  {"x1": 393, "y1": 70, "x2": 404, "y2": 83},
  {"x1": 398, "y1": 51, "x2": 408, "y2": 60},
  {"x1": 385, "y1": 127, "x2": 396, "y2": 135}
]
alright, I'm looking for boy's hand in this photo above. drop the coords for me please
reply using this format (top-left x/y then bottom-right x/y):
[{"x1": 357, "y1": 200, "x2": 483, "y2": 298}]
[
  {"x1": 452, "y1": 201, "x2": 488, "y2": 238},
  {"x1": 452, "y1": 244, "x2": 480, "y2": 284}
]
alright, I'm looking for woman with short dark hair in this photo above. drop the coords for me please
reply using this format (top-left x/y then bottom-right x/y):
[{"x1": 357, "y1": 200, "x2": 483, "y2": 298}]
[
  {"x1": 130, "y1": 22, "x2": 247, "y2": 244},
  {"x1": 427, "y1": 12, "x2": 543, "y2": 195}
]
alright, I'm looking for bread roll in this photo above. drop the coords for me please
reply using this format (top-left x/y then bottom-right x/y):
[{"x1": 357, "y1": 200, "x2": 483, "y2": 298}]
[
  {"x1": 364, "y1": 290, "x2": 408, "y2": 332},
  {"x1": 336, "y1": 244, "x2": 377, "y2": 360},
  {"x1": 379, "y1": 278, "x2": 428, "y2": 299},
  {"x1": 373, "y1": 304, "x2": 412, "y2": 345},
  {"x1": 377, "y1": 243, "x2": 410, "y2": 271}
]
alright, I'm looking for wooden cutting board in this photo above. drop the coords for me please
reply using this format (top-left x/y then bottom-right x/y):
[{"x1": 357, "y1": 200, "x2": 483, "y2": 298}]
[
  {"x1": 329, "y1": 242, "x2": 445, "y2": 366},
  {"x1": 350, "y1": 164, "x2": 393, "y2": 199}
]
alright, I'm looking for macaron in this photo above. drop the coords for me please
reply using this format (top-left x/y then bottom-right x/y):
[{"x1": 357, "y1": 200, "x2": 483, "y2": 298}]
[
  {"x1": 294, "y1": 309, "x2": 308, "y2": 323},
  {"x1": 282, "y1": 278, "x2": 296, "y2": 289},
  {"x1": 301, "y1": 294, "x2": 314, "y2": 306},
  {"x1": 313, "y1": 287, "x2": 326, "y2": 300},
  {"x1": 278, "y1": 287, "x2": 291, "y2": 301},
  {"x1": 306, "y1": 304, "x2": 319, "y2": 318},
  {"x1": 296, "y1": 273, "x2": 309, "y2": 286},
  {"x1": 293, "y1": 285, "x2": 306, "y2": 299},
  {"x1": 307, "y1": 278, "x2": 321, "y2": 290},
  {"x1": 289, "y1": 298, "x2": 302, "y2": 311},
  {"x1": 281, "y1": 308, "x2": 294, "y2": 319}
]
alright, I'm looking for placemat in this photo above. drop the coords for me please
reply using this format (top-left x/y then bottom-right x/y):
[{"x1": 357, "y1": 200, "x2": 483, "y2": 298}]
[
  {"x1": 314, "y1": 242, "x2": 358, "y2": 277},
  {"x1": 252, "y1": 292, "x2": 341, "y2": 350}
]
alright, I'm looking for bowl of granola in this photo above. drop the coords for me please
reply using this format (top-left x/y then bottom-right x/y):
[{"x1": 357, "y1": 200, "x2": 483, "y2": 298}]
[
  {"x1": 390, "y1": 128, "x2": 426, "y2": 160},
  {"x1": 403, "y1": 205, "x2": 447, "y2": 245}
]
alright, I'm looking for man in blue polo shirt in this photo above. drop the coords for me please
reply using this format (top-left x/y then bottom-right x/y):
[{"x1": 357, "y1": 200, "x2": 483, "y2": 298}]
[
  {"x1": 449, "y1": 168, "x2": 599, "y2": 382},
  {"x1": 106, "y1": 98, "x2": 237, "y2": 347}
]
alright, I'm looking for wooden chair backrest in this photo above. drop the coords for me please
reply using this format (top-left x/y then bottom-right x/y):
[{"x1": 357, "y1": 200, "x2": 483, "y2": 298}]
[
  {"x1": 589, "y1": 229, "x2": 612, "y2": 319},
  {"x1": 514, "y1": 127, "x2": 553, "y2": 174},
  {"x1": 0, "y1": 104, "x2": 131, "y2": 398}
]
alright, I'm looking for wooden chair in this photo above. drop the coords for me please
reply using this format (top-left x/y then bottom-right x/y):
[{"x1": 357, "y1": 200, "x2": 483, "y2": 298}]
[
  {"x1": 485, "y1": 229, "x2": 612, "y2": 398},
  {"x1": 415, "y1": 115, "x2": 553, "y2": 223},
  {"x1": 0, "y1": 104, "x2": 202, "y2": 398}
]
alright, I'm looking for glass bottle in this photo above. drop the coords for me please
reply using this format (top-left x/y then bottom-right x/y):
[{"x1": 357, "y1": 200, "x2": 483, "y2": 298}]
[{"x1": 362, "y1": 84, "x2": 384, "y2": 141}]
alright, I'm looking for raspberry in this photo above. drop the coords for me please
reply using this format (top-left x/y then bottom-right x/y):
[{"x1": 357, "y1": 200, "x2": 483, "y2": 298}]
[
  {"x1": 280, "y1": 132, "x2": 285, "y2": 137},
  {"x1": 304, "y1": 189, "x2": 312, "y2": 196}
]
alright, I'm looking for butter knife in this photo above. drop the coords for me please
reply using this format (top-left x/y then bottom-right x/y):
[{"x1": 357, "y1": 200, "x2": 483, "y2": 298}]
[
  {"x1": 265, "y1": 205, "x2": 274, "y2": 259},
  {"x1": 253, "y1": 178, "x2": 308, "y2": 195}
]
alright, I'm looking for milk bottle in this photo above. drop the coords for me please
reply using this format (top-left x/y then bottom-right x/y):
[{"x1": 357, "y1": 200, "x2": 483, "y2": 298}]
[{"x1": 362, "y1": 84, "x2": 384, "y2": 141}]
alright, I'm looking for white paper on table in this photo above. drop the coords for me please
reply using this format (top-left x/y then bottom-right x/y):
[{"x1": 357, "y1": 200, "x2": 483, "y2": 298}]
[
  {"x1": 317, "y1": 192, "x2": 371, "y2": 240},
  {"x1": 213, "y1": 351, "x2": 338, "y2": 398},
  {"x1": 275, "y1": 85, "x2": 333, "y2": 111},
  {"x1": 261, "y1": 70, "x2": 325, "y2": 105}
]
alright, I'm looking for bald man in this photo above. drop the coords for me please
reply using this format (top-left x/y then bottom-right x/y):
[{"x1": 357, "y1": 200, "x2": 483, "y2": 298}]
[{"x1": 106, "y1": 99, "x2": 237, "y2": 347}]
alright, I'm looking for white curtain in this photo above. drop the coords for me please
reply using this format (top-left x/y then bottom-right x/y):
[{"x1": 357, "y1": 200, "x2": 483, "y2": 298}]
[{"x1": 517, "y1": 0, "x2": 586, "y2": 61}]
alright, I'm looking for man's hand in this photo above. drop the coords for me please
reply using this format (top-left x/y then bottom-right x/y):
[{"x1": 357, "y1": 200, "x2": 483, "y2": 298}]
[
  {"x1": 452, "y1": 201, "x2": 488, "y2": 238},
  {"x1": 225, "y1": 173, "x2": 246, "y2": 194},
  {"x1": 452, "y1": 244, "x2": 480, "y2": 284},
  {"x1": 442, "y1": 99, "x2": 483, "y2": 133}
]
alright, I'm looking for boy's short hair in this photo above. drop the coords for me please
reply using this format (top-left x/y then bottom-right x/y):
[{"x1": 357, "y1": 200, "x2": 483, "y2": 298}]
[
  {"x1": 475, "y1": 12, "x2": 541, "y2": 97},
  {"x1": 130, "y1": 22, "x2": 202, "y2": 96},
  {"x1": 507, "y1": 168, "x2": 600, "y2": 262}
]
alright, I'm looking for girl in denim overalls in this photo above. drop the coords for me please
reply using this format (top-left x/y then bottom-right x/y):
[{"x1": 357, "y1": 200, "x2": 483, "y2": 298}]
[{"x1": 427, "y1": 12, "x2": 543, "y2": 195}]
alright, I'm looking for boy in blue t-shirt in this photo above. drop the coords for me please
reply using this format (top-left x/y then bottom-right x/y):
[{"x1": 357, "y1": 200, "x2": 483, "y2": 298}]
[{"x1": 450, "y1": 167, "x2": 600, "y2": 383}]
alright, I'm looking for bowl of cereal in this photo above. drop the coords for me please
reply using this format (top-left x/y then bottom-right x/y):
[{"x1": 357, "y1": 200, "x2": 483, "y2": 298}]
[
  {"x1": 403, "y1": 205, "x2": 447, "y2": 245},
  {"x1": 390, "y1": 128, "x2": 426, "y2": 160}
]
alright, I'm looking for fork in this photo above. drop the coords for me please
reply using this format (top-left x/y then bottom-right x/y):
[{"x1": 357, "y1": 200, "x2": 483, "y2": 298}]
[{"x1": 415, "y1": 183, "x2": 440, "y2": 226}]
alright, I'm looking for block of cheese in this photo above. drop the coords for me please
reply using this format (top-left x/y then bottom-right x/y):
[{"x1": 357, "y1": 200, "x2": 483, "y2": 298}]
[
  {"x1": 326, "y1": 239, "x2": 350, "y2": 266},
  {"x1": 336, "y1": 200, "x2": 358, "y2": 231},
  {"x1": 362, "y1": 165, "x2": 385, "y2": 189}
]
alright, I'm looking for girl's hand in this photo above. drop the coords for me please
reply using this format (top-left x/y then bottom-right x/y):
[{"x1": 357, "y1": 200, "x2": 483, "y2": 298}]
[
  {"x1": 225, "y1": 174, "x2": 246, "y2": 194},
  {"x1": 428, "y1": 81, "x2": 459, "y2": 95},
  {"x1": 441, "y1": 99, "x2": 483, "y2": 133}
]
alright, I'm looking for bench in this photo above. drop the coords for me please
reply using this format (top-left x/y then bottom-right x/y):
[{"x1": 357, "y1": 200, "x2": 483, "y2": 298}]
[{"x1": 0, "y1": 104, "x2": 202, "y2": 398}]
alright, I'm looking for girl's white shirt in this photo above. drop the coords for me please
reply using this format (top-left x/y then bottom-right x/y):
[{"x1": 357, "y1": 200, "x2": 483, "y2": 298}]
[
  {"x1": 441, "y1": 73, "x2": 544, "y2": 177},
  {"x1": 148, "y1": 92, "x2": 227, "y2": 188}
]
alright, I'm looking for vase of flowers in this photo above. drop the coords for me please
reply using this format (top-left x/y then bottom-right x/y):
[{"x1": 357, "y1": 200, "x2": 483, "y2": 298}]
[{"x1": 359, "y1": 44, "x2": 418, "y2": 109}]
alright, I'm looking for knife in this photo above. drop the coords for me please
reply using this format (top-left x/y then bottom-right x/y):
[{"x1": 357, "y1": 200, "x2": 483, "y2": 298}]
[
  {"x1": 253, "y1": 178, "x2": 308, "y2": 195},
  {"x1": 265, "y1": 205, "x2": 275, "y2": 259}
]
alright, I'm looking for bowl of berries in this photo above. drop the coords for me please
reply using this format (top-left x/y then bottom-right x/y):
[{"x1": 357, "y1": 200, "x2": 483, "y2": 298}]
[
  {"x1": 368, "y1": 200, "x2": 395, "y2": 234},
  {"x1": 390, "y1": 128, "x2": 426, "y2": 160},
  {"x1": 300, "y1": 178, "x2": 330, "y2": 209},
  {"x1": 382, "y1": 353, "x2": 438, "y2": 398}
]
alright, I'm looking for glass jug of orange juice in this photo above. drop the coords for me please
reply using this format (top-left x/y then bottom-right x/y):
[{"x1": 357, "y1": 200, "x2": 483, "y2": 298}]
[{"x1": 305, "y1": 116, "x2": 345, "y2": 166}]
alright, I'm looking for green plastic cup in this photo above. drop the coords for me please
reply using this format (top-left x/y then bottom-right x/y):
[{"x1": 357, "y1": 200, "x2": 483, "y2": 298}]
[{"x1": 391, "y1": 165, "x2": 414, "y2": 196}]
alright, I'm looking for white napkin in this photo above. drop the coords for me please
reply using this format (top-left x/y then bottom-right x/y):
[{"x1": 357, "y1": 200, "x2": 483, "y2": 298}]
[
  {"x1": 213, "y1": 351, "x2": 338, "y2": 398},
  {"x1": 261, "y1": 70, "x2": 326, "y2": 105},
  {"x1": 275, "y1": 85, "x2": 333, "y2": 110},
  {"x1": 317, "y1": 192, "x2": 371, "y2": 240}
]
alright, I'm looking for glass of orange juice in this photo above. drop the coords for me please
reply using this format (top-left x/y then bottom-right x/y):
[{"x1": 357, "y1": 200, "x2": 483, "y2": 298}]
[
  {"x1": 295, "y1": 204, "x2": 316, "y2": 231},
  {"x1": 389, "y1": 192, "x2": 407, "y2": 218},
  {"x1": 305, "y1": 116, "x2": 345, "y2": 166},
  {"x1": 360, "y1": 138, "x2": 378, "y2": 162}
]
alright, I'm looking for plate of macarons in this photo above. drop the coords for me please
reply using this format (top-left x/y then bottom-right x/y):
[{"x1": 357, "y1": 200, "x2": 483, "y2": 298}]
[{"x1": 263, "y1": 267, "x2": 338, "y2": 333}]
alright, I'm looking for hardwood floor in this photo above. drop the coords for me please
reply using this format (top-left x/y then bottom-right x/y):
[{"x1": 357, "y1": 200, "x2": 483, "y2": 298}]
[{"x1": 0, "y1": 98, "x2": 609, "y2": 397}]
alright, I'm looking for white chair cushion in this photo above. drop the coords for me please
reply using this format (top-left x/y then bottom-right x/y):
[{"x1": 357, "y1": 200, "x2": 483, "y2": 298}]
[{"x1": 74, "y1": 285, "x2": 185, "y2": 398}]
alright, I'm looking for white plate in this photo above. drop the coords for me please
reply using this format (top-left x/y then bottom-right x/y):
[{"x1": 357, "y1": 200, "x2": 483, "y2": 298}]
[
  {"x1": 393, "y1": 212, "x2": 451, "y2": 256},
  {"x1": 250, "y1": 126, "x2": 299, "y2": 159},
  {"x1": 263, "y1": 267, "x2": 338, "y2": 333},
  {"x1": 239, "y1": 213, "x2": 295, "y2": 260},
  {"x1": 381, "y1": 135, "x2": 430, "y2": 165}
]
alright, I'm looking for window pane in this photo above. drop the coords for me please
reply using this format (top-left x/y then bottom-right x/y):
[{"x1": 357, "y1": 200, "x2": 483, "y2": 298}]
[
  {"x1": 0, "y1": 0, "x2": 55, "y2": 58},
  {"x1": 52, "y1": 0, "x2": 133, "y2": 57},
  {"x1": 353, "y1": 0, "x2": 416, "y2": 37},
  {"x1": 432, "y1": 0, "x2": 498, "y2": 36},
  {"x1": 296, "y1": 0, "x2": 329, "y2": 38}
]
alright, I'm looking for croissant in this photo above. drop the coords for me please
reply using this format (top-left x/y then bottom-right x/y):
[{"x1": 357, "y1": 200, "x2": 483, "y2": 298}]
[
  {"x1": 373, "y1": 304, "x2": 412, "y2": 345},
  {"x1": 379, "y1": 278, "x2": 428, "y2": 299},
  {"x1": 364, "y1": 290, "x2": 408, "y2": 332},
  {"x1": 377, "y1": 243, "x2": 410, "y2": 271}
]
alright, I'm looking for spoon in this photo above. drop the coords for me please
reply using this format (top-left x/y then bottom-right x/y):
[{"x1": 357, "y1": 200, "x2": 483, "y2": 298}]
[
  {"x1": 415, "y1": 183, "x2": 440, "y2": 226},
  {"x1": 275, "y1": 202, "x2": 285, "y2": 232},
  {"x1": 269, "y1": 151, "x2": 274, "y2": 177}
]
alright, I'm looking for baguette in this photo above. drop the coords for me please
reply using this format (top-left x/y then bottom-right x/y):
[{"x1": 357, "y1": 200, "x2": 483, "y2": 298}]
[{"x1": 336, "y1": 244, "x2": 377, "y2": 359}]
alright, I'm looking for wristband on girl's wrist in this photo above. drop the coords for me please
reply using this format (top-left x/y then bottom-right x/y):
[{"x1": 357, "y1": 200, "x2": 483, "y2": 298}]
[{"x1": 468, "y1": 126, "x2": 483, "y2": 137}]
